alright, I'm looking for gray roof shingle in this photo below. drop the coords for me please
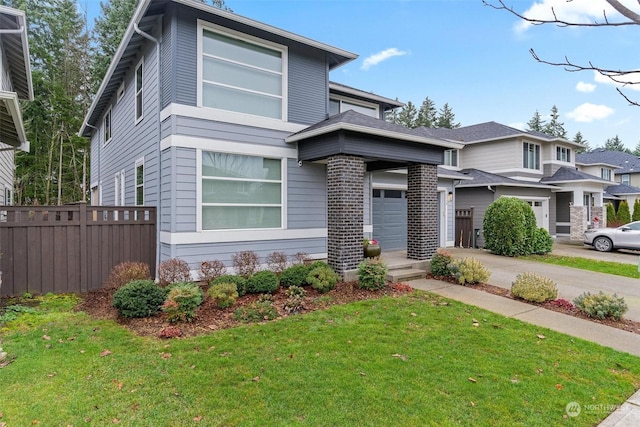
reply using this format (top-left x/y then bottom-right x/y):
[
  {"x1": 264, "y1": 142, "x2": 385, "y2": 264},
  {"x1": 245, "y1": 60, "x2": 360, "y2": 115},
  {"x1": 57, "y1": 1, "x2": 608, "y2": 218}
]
[
  {"x1": 456, "y1": 169, "x2": 556, "y2": 189},
  {"x1": 576, "y1": 149, "x2": 640, "y2": 174},
  {"x1": 540, "y1": 166, "x2": 606, "y2": 184},
  {"x1": 605, "y1": 183, "x2": 640, "y2": 196}
]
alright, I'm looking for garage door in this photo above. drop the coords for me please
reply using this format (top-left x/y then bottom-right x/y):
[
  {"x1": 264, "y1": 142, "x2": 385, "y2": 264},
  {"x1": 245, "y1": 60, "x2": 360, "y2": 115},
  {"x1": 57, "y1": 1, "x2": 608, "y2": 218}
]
[{"x1": 372, "y1": 189, "x2": 407, "y2": 251}]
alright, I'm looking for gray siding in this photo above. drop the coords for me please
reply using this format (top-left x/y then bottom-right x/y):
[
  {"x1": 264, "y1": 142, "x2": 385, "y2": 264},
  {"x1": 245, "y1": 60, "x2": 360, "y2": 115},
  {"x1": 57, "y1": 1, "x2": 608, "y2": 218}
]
[
  {"x1": 455, "y1": 187, "x2": 494, "y2": 247},
  {"x1": 287, "y1": 48, "x2": 327, "y2": 124},
  {"x1": 0, "y1": 147, "x2": 13, "y2": 204},
  {"x1": 161, "y1": 147, "x2": 197, "y2": 233},
  {"x1": 160, "y1": 8, "x2": 175, "y2": 109},
  {"x1": 287, "y1": 160, "x2": 326, "y2": 229}
]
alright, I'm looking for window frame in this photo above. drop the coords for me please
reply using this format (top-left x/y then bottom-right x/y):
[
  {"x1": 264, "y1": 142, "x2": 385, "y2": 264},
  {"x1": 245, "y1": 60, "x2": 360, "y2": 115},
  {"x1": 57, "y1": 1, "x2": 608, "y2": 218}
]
[
  {"x1": 443, "y1": 149, "x2": 458, "y2": 167},
  {"x1": 622, "y1": 174, "x2": 630, "y2": 185},
  {"x1": 4, "y1": 185, "x2": 12, "y2": 206},
  {"x1": 199, "y1": 150, "x2": 285, "y2": 231},
  {"x1": 601, "y1": 168, "x2": 612, "y2": 181},
  {"x1": 135, "y1": 59, "x2": 144, "y2": 124},
  {"x1": 522, "y1": 141, "x2": 541, "y2": 170},
  {"x1": 135, "y1": 157, "x2": 144, "y2": 206},
  {"x1": 196, "y1": 20, "x2": 288, "y2": 122},
  {"x1": 556, "y1": 146, "x2": 571, "y2": 163},
  {"x1": 103, "y1": 107, "x2": 112, "y2": 145},
  {"x1": 329, "y1": 95, "x2": 379, "y2": 118}
]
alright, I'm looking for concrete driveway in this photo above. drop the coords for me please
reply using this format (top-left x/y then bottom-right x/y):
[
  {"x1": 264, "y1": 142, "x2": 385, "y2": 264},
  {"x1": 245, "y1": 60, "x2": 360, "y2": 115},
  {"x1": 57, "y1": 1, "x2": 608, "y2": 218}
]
[{"x1": 445, "y1": 241, "x2": 640, "y2": 322}]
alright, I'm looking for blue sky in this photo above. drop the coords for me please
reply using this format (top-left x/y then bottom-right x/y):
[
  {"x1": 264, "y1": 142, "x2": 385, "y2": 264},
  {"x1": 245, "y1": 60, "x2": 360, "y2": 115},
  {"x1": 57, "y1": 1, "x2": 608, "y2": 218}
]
[{"x1": 81, "y1": 0, "x2": 640, "y2": 150}]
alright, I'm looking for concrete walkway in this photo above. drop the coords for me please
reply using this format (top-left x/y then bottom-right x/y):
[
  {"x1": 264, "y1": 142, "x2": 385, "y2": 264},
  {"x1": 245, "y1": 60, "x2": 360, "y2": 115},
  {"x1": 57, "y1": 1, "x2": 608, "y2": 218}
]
[{"x1": 405, "y1": 243, "x2": 640, "y2": 426}]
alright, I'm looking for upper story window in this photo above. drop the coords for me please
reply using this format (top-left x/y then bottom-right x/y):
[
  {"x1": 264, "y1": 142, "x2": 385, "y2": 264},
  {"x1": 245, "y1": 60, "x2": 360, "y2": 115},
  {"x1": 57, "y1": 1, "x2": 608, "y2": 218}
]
[
  {"x1": 135, "y1": 60, "x2": 144, "y2": 122},
  {"x1": 601, "y1": 168, "x2": 612, "y2": 181},
  {"x1": 556, "y1": 146, "x2": 571, "y2": 162},
  {"x1": 523, "y1": 142, "x2": 540, "y2": 170},
  {"x1": 621, "y1": 174, "x2": 630, "y2": 185},
  {"x1": 200, "y1": 24, "x2": 285, "y2": 120},
  {"x1": 329, "y1": 97, "x2": 378, "y2": 118},
  {"x1": 103, "y1": 108, "x2": 112, "y2": 144},
  {"x1": 444, "y1": 149, "x2": 458, "y2": 167}
]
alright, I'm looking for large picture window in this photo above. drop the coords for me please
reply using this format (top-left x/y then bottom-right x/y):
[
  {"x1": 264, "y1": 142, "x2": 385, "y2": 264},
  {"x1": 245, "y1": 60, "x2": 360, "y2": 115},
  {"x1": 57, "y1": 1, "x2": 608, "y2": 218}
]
[
  {"x1": 201, "y1": 28, "x2": 284, "y2": 119},
  {"x1": 201, "y1": 152, "x2": 282, "y2": 230},
  {"x1": 523, "y1": 142, "x2": 540, "y2": 170}
]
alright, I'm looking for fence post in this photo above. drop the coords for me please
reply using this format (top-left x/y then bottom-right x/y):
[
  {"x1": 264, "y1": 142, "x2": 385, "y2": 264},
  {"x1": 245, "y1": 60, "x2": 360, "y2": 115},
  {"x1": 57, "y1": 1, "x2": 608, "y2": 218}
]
[{"x1": 79, "y1": 202, "x2": 88, "y2": 293}]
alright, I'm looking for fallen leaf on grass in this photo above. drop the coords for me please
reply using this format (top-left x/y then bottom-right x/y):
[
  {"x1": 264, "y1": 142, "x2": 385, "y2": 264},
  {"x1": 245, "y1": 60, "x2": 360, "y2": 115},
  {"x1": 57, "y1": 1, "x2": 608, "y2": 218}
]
[
  {"x1": 556, "y1": 384, "x2": 563, "y2": 390},
  {"x1": 360, "y1": 372, "x2": 366, "y2": 376},
  {"x1": 112, "y1": 418, "x2": 120, "y2": 424},
  {"x1": 392, "y1": 353, "x2": 408, "y2": 361},
  {"x1": 193, "y1": 415, "x2": 203, "y2": 422},
  {"x1": 468, "y1": 377, "x2": 477, "y2": 383},
  {"x1": 252, "y1": 376, "x2": 260, "y2": 382},
  {"x1": 46, "y1": 372, "x2": 56, "y2": 378},
  {"x1": 160, "y1": 353, "x2": 172, "y2": 359},
  {"x1": 537, "y1": 334, "x2": 546, "y2": 340},
  {"x1": 42, "y1": 335, "x2": 50, "y2": 341},
  {"x1": 100, "y1": 350, "x2": 112, "y2": 357},
  {"x1": 470, "y1": 401, "x2": 475, "y2": 407},
  {"x1": 410, "y1": 313, "x2": 417, "y2": 317}
]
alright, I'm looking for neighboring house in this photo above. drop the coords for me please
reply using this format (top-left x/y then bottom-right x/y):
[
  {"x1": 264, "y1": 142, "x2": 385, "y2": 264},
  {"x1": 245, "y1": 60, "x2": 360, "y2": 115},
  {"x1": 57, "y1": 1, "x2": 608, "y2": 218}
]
[
  {"x1": 80, "y1": 0, "x2": 461, "y2": 277},
  {"x1": 576, "y1": 149, "x2": 640, "y2": 218},
  {"x1": 423, "y1": 122, "x2": 610, "y2": 243},
  {"x1": 0, "y1": 6, "x2": 33, "y2": 206}
]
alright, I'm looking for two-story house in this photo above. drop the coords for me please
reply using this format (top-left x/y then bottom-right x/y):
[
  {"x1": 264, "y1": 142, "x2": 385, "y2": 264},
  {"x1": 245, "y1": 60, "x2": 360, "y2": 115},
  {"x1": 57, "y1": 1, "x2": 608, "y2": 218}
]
[
  {"x1": 0, "y1": 5, "x2": 33, "y2": 206},
  {"x1": 80, "y1": 0, "x2": 462, "y2": 277}
]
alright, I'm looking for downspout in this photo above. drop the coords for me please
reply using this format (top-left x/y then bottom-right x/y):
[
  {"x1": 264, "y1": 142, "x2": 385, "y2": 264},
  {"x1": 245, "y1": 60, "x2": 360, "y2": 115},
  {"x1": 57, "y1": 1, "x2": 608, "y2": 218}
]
[
  {"x1": 134, "y1": 21, "x2": 162, "y2": 278},
  {"x1": 84, "y1": 123, "x2": 99, "y2": 203}
]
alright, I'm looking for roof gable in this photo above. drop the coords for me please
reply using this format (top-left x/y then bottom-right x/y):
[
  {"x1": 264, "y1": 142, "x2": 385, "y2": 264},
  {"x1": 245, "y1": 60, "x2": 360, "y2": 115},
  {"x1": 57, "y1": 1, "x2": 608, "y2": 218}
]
[{"x1": 576, "y1": 149, "x2": 640, "y2": 174}]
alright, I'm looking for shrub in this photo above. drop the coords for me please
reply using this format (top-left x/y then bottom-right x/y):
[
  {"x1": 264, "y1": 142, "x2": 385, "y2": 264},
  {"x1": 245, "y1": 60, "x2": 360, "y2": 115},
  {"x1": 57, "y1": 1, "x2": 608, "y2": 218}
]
[
  {"x1": 158, "y1": 326, "x2": 183, "y2": 339},
  {"x1": 158, "y1": 258, "x2": 191, "y2": 287},
  {"x1": 198, "y1": 260, "x2": 226, "y2": 283},
  {"x1": 482, "y1": 197, "x2": 537, "y2": 256},
  {"x1": 234, "y1": 296, "x2": 279, "y2": 322},
  {"x1": 283, "y1": 286, "x2": 307, "y2": 314},
  {"x1": 447, "y1": 258, "x2": 491, "y2": 286},
  {"x1": 232, "y1": 250, "x2": 260, "y2": 278},
  {"x1": 266, "y1": 251, "x2": 288, "y2": 275},
  {"x1": 356, "y1": 258, "x2": 388, "y2": 290},
  {"x1": 606, "y1": 202, "x2": 618, "y2": 227},
  {"x1": 279, "y1": 264, "x2": 311, "y2": 287},
  {"x1": 633, "y1": 199, "x2": 640, "y2": 222},
  {"x1": 210, "y1": 274, "x2": 247, "y2": 296},
  {"x1": 617, "y1": 200, "x2": 631, "y2": 225},
  {"x1": 307, "y1": 264, "x2": 340, "y2": 293},
  {"x1": 430, "y1": 250, "x2": 453, "y2": 277},
  {"x1": 510, "y1": 272, "x2": 558, "y2": 303},
  {"x1": 112, "y1": 280, "x2": 167, "y2": 318},
  {"x1": 104, "y1": 261, "x2": 151, "y2": 290},
  {"x1": 548, "y1": 298, "x2": 575, "y2": 311},
  {"x1": 531, "y1": 228, "x2": 553, "y2": 255},
  {"x1": 162, "y1": 282, "x2": 203, "y2": 323},
  {"x1": 245, "y1": 270, "x2": 279, "y2": 294},
  {"x1": 207, "y1": 282, "x2": 239, "y2": 309},
  {"x1": 574, "y1": 291, "x2": 628, "y2": 320}
]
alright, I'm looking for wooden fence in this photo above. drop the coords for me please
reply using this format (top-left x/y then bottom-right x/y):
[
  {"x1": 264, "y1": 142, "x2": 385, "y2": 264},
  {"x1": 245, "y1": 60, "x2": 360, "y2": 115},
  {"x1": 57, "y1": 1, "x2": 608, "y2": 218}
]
[
  {"x1": 0, "y1": 204, "x2": 156, "y2": 296},
  {"x1": 455, "y1": 208, "x2": 475, "y2": 248}
]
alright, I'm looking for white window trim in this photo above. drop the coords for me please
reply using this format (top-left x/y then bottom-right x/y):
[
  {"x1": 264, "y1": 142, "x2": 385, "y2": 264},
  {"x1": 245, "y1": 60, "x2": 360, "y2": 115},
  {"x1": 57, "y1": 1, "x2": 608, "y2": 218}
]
[
  {"x1": 555, "y1": 145, "x2": 571, "y2": 163},
  {"x1": 621, "y1": 174, "x2": 630, "y2": 185},
  {"x1": 103, "y1": 107, "x2": 112, "y2": 145},
  {"x1": 114, "y1": 169, "x2": 125, "y2": 206},
  {"x1": 329, "y1": 95, "x2": 379, "y2": 117},
  {"x1": 135, "y1": 58, "x2": 144, "y2": 124},
  {"x1": 196, "y1": 20, "x2": 288, "y2": 122},
  {"x1": 135, "y1": 157, "x2": 144, "y2": 206},
  {"x1": 601, "y1": 168, "x2": 612, "y2": 181},
  {"x1": 196, "y1": 149, "x2": 288, "y2": 233},
  {"x1": 4, "y1": 184, "x2": 12, "y2": 206},
  {"x1": 443, "y1": 149, "x2": 459, "y2": 168},
  {"x1": 117, "y1": 82, "x2": 125, "y2": 103},
  {"x1": 523, "y1": 141, "x2": 541, "y2": 170}
]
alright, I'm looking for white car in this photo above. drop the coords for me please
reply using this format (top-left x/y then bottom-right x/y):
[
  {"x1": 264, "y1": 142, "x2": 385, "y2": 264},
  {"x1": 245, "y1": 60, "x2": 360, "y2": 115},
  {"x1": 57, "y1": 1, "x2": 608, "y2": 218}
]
[{"x1": 583, "y1": 221, "x2": 640, "y2": 252}]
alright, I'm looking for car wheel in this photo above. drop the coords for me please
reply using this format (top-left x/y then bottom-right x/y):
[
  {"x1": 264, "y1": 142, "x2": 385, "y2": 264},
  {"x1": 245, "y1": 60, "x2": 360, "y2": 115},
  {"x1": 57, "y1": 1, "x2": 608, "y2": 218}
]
[{"x1": 593, "y1": 236, "x2": 613, "y2": 252}]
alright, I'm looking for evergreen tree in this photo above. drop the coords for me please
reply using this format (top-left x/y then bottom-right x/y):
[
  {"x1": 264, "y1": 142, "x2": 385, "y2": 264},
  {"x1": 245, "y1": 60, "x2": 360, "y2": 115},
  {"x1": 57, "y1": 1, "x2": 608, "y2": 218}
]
[
  {"x1": 617, "y1": 200, "x2": 631, "y2": 224},
  {"x1": 526, "y1": 110, "x2": 546, "y2": 132},
  {"x1": 435, "y1": 103, "x2": 460, "y2": 129},
  {"x1": 604, "y1": 135, "x2": 629, "y2": 153},
  {"x1": 395, "y1": 101, "x2": 418, "y2": 128},
  {"x1": 573, "y1": 131, "x2": 591, "y2": 153},
  {"x1": 543, "y1": 105, "x2": 567, "y2": 138},
  {"x1": 415, "y1": 96, "x2": 437, "y2": 128},
  {"x1": 633, "y1": 141, "x2": 640, "y2": 157},
  {"x1": 632, "y1": 199, "x2": 640, "y2": 221},
  {"x1": 606, "y1": 202, "x2": 617, "y2": 226}
]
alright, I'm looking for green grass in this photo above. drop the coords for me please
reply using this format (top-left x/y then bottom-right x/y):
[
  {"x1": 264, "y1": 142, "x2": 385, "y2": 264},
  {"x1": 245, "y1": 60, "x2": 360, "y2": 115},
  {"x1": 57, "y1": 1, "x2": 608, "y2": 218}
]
[
  {"x1": 521, "y1": 254, "x2": 640, "y2": 279},
  {"x1": 1, "y1": 292, "x2": 640, "y2": 426}
]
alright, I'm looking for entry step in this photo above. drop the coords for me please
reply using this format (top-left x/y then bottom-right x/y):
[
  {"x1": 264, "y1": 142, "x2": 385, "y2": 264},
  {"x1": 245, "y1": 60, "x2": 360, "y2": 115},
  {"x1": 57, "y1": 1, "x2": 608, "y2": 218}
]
[{"x1": 387, "y1": 268, "x2": 427, "y2": 282}]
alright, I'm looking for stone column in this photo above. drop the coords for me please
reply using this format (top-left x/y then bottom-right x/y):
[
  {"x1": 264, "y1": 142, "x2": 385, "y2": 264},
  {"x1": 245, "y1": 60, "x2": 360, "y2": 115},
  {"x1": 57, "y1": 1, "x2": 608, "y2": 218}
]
[
  {"x1": 407, "y1": 164, "x2": 438, "y2": 260},
  {"x1": 570, "y1": 205, "x2": 588, "y2": 241},
  {"x1": 327, "y1": 155, "x2": 364, "y2": 277}
]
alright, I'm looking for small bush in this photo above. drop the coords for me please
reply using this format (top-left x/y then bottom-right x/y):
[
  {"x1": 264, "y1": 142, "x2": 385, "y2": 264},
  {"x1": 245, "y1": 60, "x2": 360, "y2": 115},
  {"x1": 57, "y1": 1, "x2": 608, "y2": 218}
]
[
  {"x1": 207, "y1": 282, "x2": 239, "y2": 309},
  {"x1": 548, "y1": 298, "x2": 575, "y2": 311},
  {"x1": 158, "y1": 326, "x2": 183, "y2": 339},
  {"x1": 357, "y1": 258, "x2": 388, "y2": 290},
  {"x1": 199, "y1": 260, "x2": 226, "y2": 283},
  {"x1": 104, "y1": 261, "x2": 151, "y2": 290},
  {"x1": 574, "y1": 291, "x2": 628, "y2": 320},
  {"x1": 210, "y1": 274, "x2": 247, "y2": 296},
  {"x1": 232, "y1": 250, "x2": 260, "y2": 278},
  {"x1": 112, "y1": 280, "x2": 167, "y2": 318},
  {"x1": 617, "y1": 200, "x2": 631, "y2": 225},
  {"x1": 483, "y1": 197, "x2": 537, "y2": 256},
  {"x1": 430, "y1": 250, "x2": 453, "y2": 277},
  {"x1": 0, "y1": 305, "x2": 37, "y2": 323},
  {"x1": 447, "y1": 258, "x2": 491, "y2": 286},
  {"x1": 307, "y1": 264, "x2": 340, "y2": 293},
  {"x1": 234, "y1": 297, "x2": 279, "y2": 322},
  {"x1": 531, "y1": 228, "x2": 553, "y2": 255},
  {"x1": 245, "y1": 270, "x2": 279, "y2": 294},
  {"x1": 283, "y1": 286, "x2": 307, "y2": 314},
  {"x1": 266, "y1": 251, "x2": 288, "y2": 275},
  {"x1": 279, "y1": 264, "x2": 311, "y2": 287},
  {"x1": 633, "y1": 199, "x2": 640, "y2": 222},
  {"x1": 162, "y1": 282, "x2": 203, "y2": 323},
  {"x1": 510, "y1": 272, "x2": 558, "y2": 303},
  {"x1": 158, "y1": 258, "x2": 192, "y2": 287},
  {"x1": 606, "y1": 202, "x2": 617, "y2": 227}
]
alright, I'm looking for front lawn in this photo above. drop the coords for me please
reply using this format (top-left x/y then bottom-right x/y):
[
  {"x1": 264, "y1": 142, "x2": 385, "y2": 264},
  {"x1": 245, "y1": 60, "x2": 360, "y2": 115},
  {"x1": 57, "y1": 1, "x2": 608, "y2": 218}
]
[
  {"x1": 1, "y1": 292, "x2": 639, "y2": 425},
  {"x1": 521, "y1": 254, "x2": 640, "y2": 279}
]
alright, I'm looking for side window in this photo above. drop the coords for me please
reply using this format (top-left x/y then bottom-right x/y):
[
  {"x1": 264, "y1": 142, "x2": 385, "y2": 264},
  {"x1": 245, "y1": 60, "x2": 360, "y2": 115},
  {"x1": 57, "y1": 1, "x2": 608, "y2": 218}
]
[
  {"x1": 135, "y1": 60, "x2": 144, "y2": 122},
  {"x1": 104, "y1": 108, "x2": 112, "y2": 144},
  {"x1": 135, "y1": 158, "x2": 144, "y2": 206}
]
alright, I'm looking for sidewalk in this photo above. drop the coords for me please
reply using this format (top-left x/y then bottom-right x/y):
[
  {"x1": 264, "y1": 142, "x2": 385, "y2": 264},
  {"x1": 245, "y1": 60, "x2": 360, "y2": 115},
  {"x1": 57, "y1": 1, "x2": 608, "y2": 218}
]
[{"x1": 408, "y1": 240, "x2": 640, "y2": 427}]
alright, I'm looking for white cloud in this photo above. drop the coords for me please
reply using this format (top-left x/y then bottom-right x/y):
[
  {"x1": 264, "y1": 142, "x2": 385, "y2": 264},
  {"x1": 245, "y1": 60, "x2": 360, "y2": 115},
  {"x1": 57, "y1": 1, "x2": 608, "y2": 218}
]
[
  {"x1": 594, "y1": 70, "x2": 640, "y2": 91},
  {"x1": 515, "y1": 0, "x2": 622, "y2": 33},
  {"x1": 508, "y1": 122, "x2": 526, "y2": 131},
  {"x1": 576, "y1": 81, "x2": 596, "y2": 93},
  {"x1": 567, "y1": 103, "x2": 614, "y2": 123},
  {"x1": 361, "y1": 48, "x2": 408, "y2": 70}
]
